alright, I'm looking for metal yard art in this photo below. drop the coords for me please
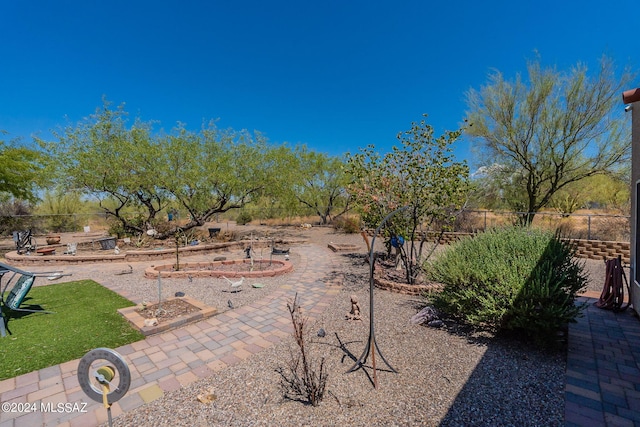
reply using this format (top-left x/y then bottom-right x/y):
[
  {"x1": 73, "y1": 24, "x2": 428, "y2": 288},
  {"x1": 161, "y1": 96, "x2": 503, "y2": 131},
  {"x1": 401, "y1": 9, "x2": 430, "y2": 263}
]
[{"x1": 347, "y1": 205, "x2": 408, "y2": 388}]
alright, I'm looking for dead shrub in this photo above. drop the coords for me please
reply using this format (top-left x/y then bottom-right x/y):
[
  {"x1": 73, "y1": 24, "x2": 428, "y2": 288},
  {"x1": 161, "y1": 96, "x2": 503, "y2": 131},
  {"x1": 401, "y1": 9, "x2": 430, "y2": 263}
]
[
  {"x1": 590, "y1": 216, "x2": 630, "y2": 241},
  {"x1": 333, "y1": 216, "x2": 361, "y2": 234},
  {"x1": 453, "y1": 210, "x2": 484, "y2": 233},
  {"x1": 276, "y1": 293, "x2": 328, "y2": 406},
  {"x1": 214, "y1": 230, "x2": 237, "y2": 242}
]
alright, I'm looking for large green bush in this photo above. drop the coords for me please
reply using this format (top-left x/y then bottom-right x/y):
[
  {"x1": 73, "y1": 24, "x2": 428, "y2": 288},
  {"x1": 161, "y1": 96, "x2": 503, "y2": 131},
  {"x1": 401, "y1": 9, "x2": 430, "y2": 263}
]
[{"x1": 428, "y1": 227, "x2": 587, "y2": 346}]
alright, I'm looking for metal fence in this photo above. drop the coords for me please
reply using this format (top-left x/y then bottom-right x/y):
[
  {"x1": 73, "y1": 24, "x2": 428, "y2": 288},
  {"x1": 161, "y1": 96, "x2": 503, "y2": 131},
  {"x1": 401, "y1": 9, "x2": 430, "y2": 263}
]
[
  {"x1": 0, "y1": 213, "x2": 111, "y2": 237},
  {"x1": 450, "y1": 210, "x2": 630, "y2": 242},
  {"x1": 0, "y1": 208, "x2": 631, "y2": 243}
]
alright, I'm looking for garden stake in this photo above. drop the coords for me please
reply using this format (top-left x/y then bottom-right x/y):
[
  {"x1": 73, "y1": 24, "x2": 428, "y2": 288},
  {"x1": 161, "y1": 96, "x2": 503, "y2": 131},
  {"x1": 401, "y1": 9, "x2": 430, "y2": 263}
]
[
  {"x1": 347, "y1": 205, "x2": 408, "y2": 388},
  {"x1": 156, "y1": 274, "x2": 166, "y2": 316}
]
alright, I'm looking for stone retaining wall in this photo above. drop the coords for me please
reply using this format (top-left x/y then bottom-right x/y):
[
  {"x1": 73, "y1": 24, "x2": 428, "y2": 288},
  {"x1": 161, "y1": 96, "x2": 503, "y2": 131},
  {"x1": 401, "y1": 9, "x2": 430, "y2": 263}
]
[
  {"x1": 144, "y1": 259, "x2": 294, "y2": 279},
  {"x1": 565, "y1": 239, "x2": 630, "y2": 264},
  {"x1": 366, "y1": 230, "x2": 631, "y2": 264},
  {"x1": 3, "y1": 239, "x2": 294, "y2": 266}
]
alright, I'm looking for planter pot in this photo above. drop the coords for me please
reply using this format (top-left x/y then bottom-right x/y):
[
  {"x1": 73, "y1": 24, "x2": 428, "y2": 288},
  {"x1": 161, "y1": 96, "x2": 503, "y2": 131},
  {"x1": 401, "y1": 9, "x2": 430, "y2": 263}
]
[
  {"x1": 96, "y1": 237, "x2": 117, "y2": 250},
  {"x1": 46, "y1": 235, "x2": 61, "y2": 245}
]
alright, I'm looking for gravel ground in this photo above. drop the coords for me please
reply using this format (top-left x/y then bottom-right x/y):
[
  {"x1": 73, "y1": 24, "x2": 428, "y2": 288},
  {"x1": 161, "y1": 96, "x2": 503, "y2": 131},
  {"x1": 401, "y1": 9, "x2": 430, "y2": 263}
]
[
  {"x1": 114, "y1": 248, "x2": 305, "y2": 316},
  {"x1": 72, "y1": 225, "x2": 612, "y2": 427}
]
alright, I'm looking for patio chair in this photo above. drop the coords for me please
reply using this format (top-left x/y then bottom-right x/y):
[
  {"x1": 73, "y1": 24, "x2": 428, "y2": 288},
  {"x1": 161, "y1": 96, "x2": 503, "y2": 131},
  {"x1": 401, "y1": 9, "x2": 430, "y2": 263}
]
[{"x1": 0, "y1": 262, "x2": 70, "y2": 337}]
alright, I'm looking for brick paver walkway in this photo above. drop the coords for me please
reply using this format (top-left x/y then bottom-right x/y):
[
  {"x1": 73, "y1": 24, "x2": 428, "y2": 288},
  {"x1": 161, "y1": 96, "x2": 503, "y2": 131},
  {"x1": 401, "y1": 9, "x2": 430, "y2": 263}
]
[
  {"x1": 0, "y1": 244, "x2": 342, "y2": 427},
  {"x1": 565, "y1": 292, "x2": 640, "y2": 427}
]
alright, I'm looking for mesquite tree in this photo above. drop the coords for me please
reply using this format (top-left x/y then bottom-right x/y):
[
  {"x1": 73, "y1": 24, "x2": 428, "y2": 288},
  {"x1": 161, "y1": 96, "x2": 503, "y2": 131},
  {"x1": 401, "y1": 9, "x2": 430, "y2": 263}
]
[
  {"x1": 0, "y1": 133, "x2": 45, "y2": 202},
  {"x1": 466, "y1": 56, "x2": 632, "y2": 225},
  {"x1": 347, "y1": 115, "x2": 469, "y2": 285},
  {"x1": 41, "y1": 101, "x2": 278, "y2": 238},
  {"x1": 284, "y1": 145, "x2": 351, "y2": 224}
]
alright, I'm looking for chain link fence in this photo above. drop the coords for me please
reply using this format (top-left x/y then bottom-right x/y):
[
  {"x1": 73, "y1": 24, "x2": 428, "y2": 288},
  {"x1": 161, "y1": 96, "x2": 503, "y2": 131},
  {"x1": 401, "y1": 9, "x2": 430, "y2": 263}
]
[
  {"x1": 0, "y1": 208, "x2": 631, "y2": 243},
  {"x1": 0, "y1": 205, "x2": 342, "y2": 238},
  {"x1": 451, "y1": 210, "x2": 630, "y2": 242},
  {"x1": 0, "y1": 213, "x2": 111, "y2": 237}
]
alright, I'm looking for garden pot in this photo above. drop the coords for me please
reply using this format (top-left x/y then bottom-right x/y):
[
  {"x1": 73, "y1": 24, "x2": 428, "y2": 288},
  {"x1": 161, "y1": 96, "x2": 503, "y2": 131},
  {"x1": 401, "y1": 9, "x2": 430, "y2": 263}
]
[
  {"x1": 46, "y1": 235, "x2": 61, "y2": 245},
  {"x1": 97, "y1": 237, "x2": 117, "y2": 250}
]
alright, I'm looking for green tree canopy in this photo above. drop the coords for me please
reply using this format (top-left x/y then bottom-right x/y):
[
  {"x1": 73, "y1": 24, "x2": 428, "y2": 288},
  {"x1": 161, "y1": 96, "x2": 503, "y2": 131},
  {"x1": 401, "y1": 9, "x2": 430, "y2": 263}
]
[
  {"x1": 468, "y1": 163, "x2": 527, "y2": 211},
  {"x1": 347, "y1": 115, "x2": 469, "y2": 284},
  {"x1": 0, "y1": 132, "x2": 45, "y2": 202},
  {"x1": 40, "y1": 101, "x2": 280, "y2": 238},
  {"x1": 40, "y1": 103, "x2": 170, "y2": 235},
  {"x1": 466, "y1": 56, "x2": 632, "y2": 224},
  {"x1": 549, "y1": 173, "x2": 630, "y2": 214},
  {"x1": 155, "y1": 123, "x2": 276, "y2": 233},
  {"x1": 286, "y1": 145, "x2": 350, "y2": 224}
]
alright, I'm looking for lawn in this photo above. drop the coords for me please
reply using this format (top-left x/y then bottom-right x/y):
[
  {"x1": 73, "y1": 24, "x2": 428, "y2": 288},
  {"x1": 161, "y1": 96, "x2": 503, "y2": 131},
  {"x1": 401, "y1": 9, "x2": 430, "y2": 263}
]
[{"x1": 0, "y1": 280, "x2": 144, "y2": 381}]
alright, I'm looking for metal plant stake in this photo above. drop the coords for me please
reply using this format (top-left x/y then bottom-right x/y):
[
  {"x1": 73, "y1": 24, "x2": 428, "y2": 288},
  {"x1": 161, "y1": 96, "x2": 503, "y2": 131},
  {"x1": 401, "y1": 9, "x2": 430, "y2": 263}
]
[
  {"x1": 156, "y1": 274, "x2": 166, "y2": 316},
  {"x1": 348, "y1": 205, "x2": 408, "y2": 388}
]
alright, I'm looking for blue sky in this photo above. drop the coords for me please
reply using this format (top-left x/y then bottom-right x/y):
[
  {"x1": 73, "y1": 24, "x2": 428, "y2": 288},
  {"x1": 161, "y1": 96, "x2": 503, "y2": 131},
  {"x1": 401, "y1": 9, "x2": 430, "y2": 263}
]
[{"x1": 2, "y1": 1, "x2": 639, "y2": 165}]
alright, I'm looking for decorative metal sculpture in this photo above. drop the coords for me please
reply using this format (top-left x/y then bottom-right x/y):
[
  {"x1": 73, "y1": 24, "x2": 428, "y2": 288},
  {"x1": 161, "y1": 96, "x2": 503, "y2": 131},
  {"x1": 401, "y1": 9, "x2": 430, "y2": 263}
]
[
  {"x1": 77, "y1": 348, "x2": 131, "y2": 427},
  {"x1": 347, "y1": 205, "x2": 408, "y2": 388}
]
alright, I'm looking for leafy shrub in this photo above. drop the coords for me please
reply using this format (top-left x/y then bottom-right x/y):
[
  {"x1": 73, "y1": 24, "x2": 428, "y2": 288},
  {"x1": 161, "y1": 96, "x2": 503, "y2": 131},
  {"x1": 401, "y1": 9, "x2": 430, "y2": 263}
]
[
  {"x1": 107, "y1": 214, "x2": 149, "y2": 238},
  {"x1": 428, "y1": 226, "x2": 587, "y2": 347},
  {"x1": 236, "y1": 211, "x2": 253, "y2": 225},
  {"x1": 107, "y1": 218, "x2": 126, "y2": 239},
  {"x1": 150, "y1": 220, "x2": 174, "y2": 236}
]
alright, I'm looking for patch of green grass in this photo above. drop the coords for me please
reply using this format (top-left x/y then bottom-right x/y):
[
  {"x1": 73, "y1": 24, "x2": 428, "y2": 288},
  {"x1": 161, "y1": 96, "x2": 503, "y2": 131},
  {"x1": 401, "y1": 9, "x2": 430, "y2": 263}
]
[{"x1": 0, "y1": 280, "x2": 144, "y2": 380}]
